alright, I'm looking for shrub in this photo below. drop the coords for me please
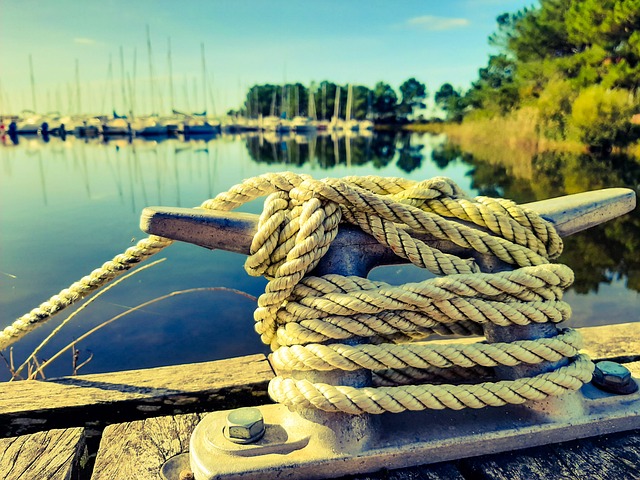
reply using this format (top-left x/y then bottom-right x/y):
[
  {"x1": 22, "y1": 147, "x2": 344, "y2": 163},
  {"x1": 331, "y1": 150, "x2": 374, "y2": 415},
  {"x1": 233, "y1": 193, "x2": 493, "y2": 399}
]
[
  {"x1": 537, "y1": 79, "x2": 577, "y2": 140},
  {"x1": 569, "y1": 85, "x2": 636, "y2": 147}
]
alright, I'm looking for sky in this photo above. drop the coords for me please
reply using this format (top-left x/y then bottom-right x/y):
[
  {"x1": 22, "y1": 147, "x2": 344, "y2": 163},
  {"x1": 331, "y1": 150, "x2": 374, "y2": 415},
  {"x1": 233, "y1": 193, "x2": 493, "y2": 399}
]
[{"x1": 0, "y1": 0, "x2": 535, "y2": 117}]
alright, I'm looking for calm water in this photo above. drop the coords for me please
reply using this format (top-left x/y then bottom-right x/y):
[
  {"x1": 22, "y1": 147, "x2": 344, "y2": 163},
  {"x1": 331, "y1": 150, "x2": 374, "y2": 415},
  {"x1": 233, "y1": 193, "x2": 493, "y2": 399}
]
[{"x1": 1, "y1": 132, "x2": 638, "y2": 380}]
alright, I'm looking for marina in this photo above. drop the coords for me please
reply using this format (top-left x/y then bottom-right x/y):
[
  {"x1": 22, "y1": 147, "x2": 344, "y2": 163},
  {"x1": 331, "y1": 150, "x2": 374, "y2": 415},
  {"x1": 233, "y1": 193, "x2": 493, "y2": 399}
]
[{"x1": 1, "y1": 133, "x2": 639, "y2": 479}]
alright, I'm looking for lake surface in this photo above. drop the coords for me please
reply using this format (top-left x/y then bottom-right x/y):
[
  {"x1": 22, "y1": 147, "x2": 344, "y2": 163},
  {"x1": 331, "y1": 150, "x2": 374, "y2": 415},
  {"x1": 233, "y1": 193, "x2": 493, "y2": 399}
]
[{"x1": 1, "y1": 132, "x2": 638, "y2": 380}]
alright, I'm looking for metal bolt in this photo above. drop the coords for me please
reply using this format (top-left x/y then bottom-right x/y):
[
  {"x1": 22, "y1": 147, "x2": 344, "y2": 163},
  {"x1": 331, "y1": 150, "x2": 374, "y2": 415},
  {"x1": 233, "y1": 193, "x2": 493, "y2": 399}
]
[
  {"x1": 223, "y1": 407, "x2": 265, "y2": 444},
  {"x1": 592, "y1": 361, "x2": 638, "y2": 395}
]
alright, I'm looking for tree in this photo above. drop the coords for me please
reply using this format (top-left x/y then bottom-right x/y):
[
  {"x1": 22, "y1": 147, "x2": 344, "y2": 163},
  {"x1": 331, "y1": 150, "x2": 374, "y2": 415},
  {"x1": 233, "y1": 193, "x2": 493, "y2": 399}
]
[
  {"x1": 465, "y1": 55, "x2": 520, "y2": 114},
  {"x1": 435, "y1": 83, "x2": 465, "y2": 122},
  {"x1": 398, "y1": 78, "x2": 427, "y2": 119},
  {"x1": 371, "y1": 82, "x2": 398, "y2": 118},
  {"x1": 352, "y1": 85, "x2": 372, "y2": 120}
]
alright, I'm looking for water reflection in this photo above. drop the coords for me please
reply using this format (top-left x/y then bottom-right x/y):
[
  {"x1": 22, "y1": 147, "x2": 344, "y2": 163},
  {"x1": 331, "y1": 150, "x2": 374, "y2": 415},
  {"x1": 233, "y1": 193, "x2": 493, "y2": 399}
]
[
  {"x1": 244, "y1": 131, "x2": 425, "y2": 173},
  {"x1": 432, "y1": 141, "x2": 640, "y2": 295}
]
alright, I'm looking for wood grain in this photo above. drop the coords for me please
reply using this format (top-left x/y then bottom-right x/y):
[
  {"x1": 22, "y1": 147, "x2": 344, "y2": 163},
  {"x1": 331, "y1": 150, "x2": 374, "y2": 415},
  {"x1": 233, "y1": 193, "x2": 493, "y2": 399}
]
[
  {"x1": 91, "y1": 413, "x2": 201, "y2": 480},
  {"x1": 459, "y1": 428, "x2": 640, "y2": 480},
  {"x1": 579, "y1": 322, "x2": 640, "y2": 360},
  {"x1": 0, "y1": 427, "x2": 87, "y2": 480}
]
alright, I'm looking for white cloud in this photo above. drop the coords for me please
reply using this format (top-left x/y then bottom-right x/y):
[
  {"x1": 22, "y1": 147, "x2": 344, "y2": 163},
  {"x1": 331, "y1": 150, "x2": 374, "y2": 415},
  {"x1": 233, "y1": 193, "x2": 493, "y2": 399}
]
[
  {"x1": 405, "y1": 15, "x2": 470, "y2": 31},
  {"x1": 73, "y1": 37, "x2": 96, "y2": 45}
]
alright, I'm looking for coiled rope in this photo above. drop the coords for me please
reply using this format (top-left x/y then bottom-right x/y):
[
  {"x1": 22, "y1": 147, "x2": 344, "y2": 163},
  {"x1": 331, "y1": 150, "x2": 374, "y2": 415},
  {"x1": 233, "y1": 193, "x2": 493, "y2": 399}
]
[{"x1": 2, "y1": 173, "x2": 593, "y2": 413}]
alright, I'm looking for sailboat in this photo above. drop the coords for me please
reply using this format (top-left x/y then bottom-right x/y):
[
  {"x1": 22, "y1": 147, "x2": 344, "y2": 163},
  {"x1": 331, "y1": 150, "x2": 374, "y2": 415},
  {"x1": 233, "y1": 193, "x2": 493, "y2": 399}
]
[
  {"x1": 261, "y1": 85, "x2": 291, "y2": 134},
  {"x1": 131, "y1": 28, "x2": 169, "y2": 138},
  {"x1": 313, "y1": 87, "x2": 329, "y2": 132},
  {"x1": 180, "y1": 44, "x2": 220, "y2": 138},
  {"x1": 291, "y1": 87, "x2": 317, "y2": 134}
]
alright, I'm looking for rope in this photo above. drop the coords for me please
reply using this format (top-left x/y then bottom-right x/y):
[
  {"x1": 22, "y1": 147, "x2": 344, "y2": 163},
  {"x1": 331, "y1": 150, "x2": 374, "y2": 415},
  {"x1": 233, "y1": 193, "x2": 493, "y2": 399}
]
[
  {"x1": 3, "y1": 173, "x2": 593, "y2": 416},
  {"x1": 0, "y1": 235, "x2": 171, "y2": 349},
  {"x1": 268, "y1": 355, "x2": 593, "y2": 414}
]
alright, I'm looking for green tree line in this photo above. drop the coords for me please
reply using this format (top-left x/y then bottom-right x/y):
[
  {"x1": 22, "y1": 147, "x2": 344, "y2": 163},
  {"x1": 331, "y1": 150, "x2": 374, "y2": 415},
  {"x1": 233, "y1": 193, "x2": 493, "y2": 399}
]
[
  {"x1": 230, "y1": 78, "x2": 427, "y2": 122},
  {"x1": 434, "y1": 0, "x2": 640, "y2": 149}
]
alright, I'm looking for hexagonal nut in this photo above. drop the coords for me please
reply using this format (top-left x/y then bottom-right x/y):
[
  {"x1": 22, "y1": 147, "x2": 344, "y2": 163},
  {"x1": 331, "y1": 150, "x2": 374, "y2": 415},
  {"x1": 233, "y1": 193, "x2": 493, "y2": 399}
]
[
  {"x1": 592, "y1": 361, "x2": 638, "y2": 394},
  {"x1": 594, "y1": 361, "x2": 631, "y2": 385},
  {"x1": 224, "y1": 407, "x2": 265, "y2": 444}
]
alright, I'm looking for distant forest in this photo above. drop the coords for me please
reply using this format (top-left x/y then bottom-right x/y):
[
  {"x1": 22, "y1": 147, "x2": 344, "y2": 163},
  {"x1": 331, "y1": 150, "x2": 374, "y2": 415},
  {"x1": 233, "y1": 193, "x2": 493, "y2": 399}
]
[
  {"x1": 229, "y1": 78, "x2": 428, "y2": 123},
  {"x1": 434, "y1": 0, "x2": 640, "y2": 148}
]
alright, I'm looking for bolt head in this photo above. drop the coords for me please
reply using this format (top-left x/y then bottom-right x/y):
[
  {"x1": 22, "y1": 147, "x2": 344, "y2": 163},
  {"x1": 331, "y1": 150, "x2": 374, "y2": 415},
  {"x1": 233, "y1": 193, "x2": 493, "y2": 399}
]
[
  {"x1": 592, "y1": 361, "x2": 638, "y2": 394},
  {"x1": 224, "y1": 407, "x2": 265, "y2": 444}
]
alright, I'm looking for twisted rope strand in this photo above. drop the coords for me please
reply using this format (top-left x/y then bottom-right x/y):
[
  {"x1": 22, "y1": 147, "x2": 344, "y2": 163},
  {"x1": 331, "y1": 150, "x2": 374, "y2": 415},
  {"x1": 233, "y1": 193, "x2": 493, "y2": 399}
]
[{"x1": 271, "y1": 328, "x2": 582, "y2": 372}]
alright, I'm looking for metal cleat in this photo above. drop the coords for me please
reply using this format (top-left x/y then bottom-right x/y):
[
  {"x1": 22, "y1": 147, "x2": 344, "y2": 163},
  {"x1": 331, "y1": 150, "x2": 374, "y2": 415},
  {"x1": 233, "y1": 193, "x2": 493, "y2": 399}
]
[{"x1": 147, "y1": 187, "x2": 638, "y2": 480}]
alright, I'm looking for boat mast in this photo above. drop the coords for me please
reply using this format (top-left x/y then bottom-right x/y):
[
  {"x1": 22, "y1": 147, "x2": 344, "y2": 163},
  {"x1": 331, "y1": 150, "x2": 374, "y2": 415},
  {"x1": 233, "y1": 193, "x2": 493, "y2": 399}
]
[
  {"x1": 75, "y1": 59, "x2": 81, "y2": 114},
  {"x1": 322, "y1": 83, "x2": 327, "y2": 120},
  {"x1": 119, "y1": 46, "x2": 127, "y2": 115},
  {"x1": 201, "y1": 43, "x2": 207, "y2": 116},
  {"x1": 270, "y1": 88, "x2": 276, "y2": 117},
  {"x1": 208, "y1": 75, "x2": 217, "y2": 117},
  {"x1": 168, "y1": 37, "x2": 175, "y2": 114},
  {"x1": 333, "y1": 86, "x2": 341, "y2": 120},
  {"x1": 308, "y1": 89, "x2": 316, "y2": 120},
  {"x1": 146, "y1": 25, "x2": 156, "y2": 115},
  {"x1": 345, "y1": 84, "x2": 352, "y2": 122},
  {"x1": 280, "y1": 84, "x2": 286, "y2": 118},
  {"x1": 131, "y1": 47, "x2": 137, "y2": 118},
  {"x1": 28, "y1": 54, "x2": 37, "y2": 112},
  {"x1": 108, "y1": 54, "x2": 116, "y2": 115}
]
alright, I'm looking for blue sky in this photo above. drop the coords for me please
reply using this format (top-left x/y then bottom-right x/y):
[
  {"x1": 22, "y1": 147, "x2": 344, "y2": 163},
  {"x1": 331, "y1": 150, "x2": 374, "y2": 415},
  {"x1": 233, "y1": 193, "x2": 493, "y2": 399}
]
[{"x1": 0, "y1": 0, "x2": 534, "y2": 116}]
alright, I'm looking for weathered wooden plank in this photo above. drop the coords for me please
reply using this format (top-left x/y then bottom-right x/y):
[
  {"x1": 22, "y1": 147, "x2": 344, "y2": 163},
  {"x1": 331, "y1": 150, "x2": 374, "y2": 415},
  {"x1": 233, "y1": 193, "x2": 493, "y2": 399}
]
[
  {"x1": 579, "y1": 322, "x2": 640, "y2": 360},
  {"x1": 0, "y1": 354, "x2": 273, "y2": 437},
  {"x1": 338, "y1": 462, "x2": 466, "y2": 480},
  {"x1": 0, "y1": 427, "x2": 87, "y2": 480},
  {"x1": 458, "y1": 428, "x2": 640, "y2": 480},
  {"x1": 91, "y1": 413, "x2": 201, "y2": 480}
]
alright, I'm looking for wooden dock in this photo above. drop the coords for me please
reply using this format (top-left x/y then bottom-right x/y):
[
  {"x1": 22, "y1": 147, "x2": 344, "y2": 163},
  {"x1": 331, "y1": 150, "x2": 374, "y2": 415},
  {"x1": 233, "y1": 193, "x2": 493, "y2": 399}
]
[{"x1": 1, "y1": 322, "x2": 638, "y2": 480}]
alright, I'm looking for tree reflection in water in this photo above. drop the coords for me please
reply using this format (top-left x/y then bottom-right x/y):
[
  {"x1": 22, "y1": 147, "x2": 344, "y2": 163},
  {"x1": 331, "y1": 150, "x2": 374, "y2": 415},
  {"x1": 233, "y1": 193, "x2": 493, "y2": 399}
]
[
  {"x1": 431, "y1": 141, "x2": 640, "y2": 294},
  {"x1": 244, "y1": 132, "x2": 425, "y2": 173}
]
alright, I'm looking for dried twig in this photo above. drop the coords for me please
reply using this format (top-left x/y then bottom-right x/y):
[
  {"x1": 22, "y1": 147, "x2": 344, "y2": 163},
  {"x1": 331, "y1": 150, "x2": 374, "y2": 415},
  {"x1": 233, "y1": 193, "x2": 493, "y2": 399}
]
[
  {"x1": 74, "y1": 351, "x2": 94, "y2": 375},
  {"x1": 12, "y1": 258, "x2": 166, "y2": 380}
]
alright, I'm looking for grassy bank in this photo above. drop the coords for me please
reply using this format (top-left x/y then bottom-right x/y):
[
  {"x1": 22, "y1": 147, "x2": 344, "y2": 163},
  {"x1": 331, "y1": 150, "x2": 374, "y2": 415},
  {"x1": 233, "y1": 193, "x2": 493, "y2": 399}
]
[{"x1": 402, "y1": 109, "x2": 640, "y2": 180}]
